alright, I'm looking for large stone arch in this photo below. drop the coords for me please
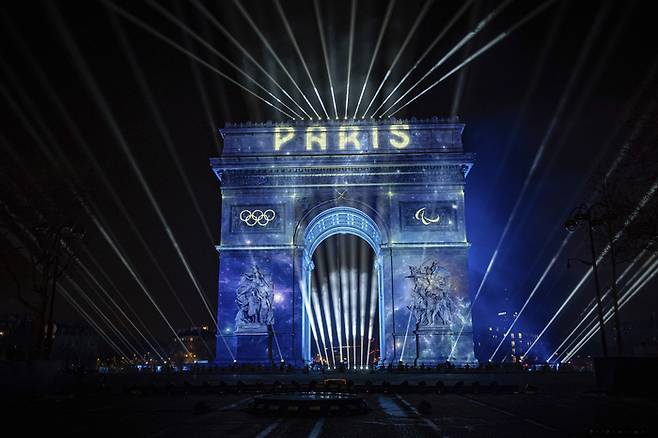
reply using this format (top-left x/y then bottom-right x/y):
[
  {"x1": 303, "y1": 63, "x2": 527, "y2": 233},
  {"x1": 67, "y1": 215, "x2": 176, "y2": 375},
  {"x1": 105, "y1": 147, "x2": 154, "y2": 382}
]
[
  {"x1": 211, "y1": 119, "x2": 476, "y2": 366},
  {"x1": 297, "y1": 206, "x2": 387, "y2": 364}
]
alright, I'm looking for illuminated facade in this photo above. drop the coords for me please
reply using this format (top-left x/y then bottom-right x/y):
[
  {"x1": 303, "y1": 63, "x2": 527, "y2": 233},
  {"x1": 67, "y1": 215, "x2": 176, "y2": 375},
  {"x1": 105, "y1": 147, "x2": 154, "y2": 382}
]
[{"x1": 211, "y1": 118, "x2": 476, "y2": 366}]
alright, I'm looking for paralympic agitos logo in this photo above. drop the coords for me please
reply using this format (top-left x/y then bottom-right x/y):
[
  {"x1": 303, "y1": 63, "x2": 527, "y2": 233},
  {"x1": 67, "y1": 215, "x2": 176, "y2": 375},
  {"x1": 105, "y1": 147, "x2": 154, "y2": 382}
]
[{"x1": 272, "y1": 124, "x2": 411, "y2": 151}]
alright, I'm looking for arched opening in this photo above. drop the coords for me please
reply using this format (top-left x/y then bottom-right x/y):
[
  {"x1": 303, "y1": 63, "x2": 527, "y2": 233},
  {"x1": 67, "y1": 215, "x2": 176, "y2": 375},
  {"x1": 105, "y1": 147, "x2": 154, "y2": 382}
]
[
  {"x1": 300, "y1": 206, "x2": 385, "y2": 367},
  {"x1": 309, "y1": 234, "x2": 380, "y2": 369}
]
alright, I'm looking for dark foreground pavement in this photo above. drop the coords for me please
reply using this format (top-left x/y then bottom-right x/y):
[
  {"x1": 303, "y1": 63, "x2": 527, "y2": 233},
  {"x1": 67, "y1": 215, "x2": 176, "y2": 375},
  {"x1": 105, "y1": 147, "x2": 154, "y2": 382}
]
[{"x1": 3, "y1": 371, "x2": 656, "y2": 437}]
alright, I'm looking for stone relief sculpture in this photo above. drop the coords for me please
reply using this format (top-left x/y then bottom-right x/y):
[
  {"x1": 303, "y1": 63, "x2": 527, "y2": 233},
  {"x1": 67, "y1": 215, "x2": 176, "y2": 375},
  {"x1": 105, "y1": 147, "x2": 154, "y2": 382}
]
[
  {"x1": 407, "y1": 261, "x2": 462, "y2": 328},
  {"x1": 235, "y1": 266, "x2": 274, "y2": 334}
]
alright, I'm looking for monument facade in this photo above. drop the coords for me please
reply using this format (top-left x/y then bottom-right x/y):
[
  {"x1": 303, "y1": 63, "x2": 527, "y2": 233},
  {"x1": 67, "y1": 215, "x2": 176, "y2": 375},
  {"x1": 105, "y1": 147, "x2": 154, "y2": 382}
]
[{"x1": 211, "y1": 118, "x2": 476, "y2": 366}]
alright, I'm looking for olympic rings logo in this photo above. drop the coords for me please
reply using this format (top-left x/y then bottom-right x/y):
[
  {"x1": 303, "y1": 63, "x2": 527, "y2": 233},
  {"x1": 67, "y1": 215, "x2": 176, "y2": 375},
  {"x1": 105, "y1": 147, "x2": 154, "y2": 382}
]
[{"x1": 239, "y1": 209, "x2": 276, "y2": 227}]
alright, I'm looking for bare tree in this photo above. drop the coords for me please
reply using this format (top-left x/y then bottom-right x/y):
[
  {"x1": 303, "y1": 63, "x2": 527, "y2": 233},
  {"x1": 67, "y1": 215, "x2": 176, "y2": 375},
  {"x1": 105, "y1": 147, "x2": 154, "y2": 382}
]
[
  {"x1": 595, "y1": 95, "x2": 658, "y2": 260},
  {"x1": 0, "y1": 163, "x2": 85, "y2": 359},
  {"x1": 565, "y1": 89, "x2": 658, "y2": 356}
]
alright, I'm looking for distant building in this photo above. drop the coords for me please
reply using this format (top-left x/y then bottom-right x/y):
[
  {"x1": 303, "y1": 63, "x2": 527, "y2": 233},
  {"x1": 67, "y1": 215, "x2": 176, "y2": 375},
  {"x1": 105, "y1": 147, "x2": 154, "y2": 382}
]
[
  {"x1": 170, "y1": 326, "x2": 216, "y2": 364},
  {"x1": 50, "y1": 322, "x2": 99, "y2": 368},
  {"x1": 478, "y1": 310, "x2": 540, "y2": 363},
  {"x1": 0, "y1": 315, "x2": 99, "y2": 366},
  {"x1": 0, "y1": 315, "x2": 32, "y2": 360}
]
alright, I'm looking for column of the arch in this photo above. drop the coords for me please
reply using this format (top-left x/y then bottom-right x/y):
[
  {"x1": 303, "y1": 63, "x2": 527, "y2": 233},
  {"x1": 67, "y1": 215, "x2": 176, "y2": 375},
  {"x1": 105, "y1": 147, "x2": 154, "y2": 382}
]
[
  {"x1": 300, "y1": 252, "x2": 323, "y2": 365},
  {"x1": 381, "y1": 246, "x2": 396, "y2": 364}
]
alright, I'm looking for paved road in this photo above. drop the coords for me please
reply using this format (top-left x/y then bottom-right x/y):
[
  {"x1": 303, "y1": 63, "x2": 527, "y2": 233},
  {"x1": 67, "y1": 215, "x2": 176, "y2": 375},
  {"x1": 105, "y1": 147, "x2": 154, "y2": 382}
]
[{"x1": 9, "y1": 389, "x2": 655, "y2": 437}]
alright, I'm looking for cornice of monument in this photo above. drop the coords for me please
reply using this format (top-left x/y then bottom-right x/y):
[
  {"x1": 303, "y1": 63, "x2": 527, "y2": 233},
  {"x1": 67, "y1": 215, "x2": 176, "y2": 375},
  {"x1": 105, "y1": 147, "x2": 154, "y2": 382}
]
[{"x1": 219, "y1": 116, "x2": 464, "y2": 137}]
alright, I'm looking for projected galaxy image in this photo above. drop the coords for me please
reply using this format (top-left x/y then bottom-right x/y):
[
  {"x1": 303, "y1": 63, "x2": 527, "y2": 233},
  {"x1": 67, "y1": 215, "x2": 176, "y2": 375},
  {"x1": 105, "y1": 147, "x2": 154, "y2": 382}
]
[{"x1": 212, "y1": 119, "x2": 476, "y2": 366}]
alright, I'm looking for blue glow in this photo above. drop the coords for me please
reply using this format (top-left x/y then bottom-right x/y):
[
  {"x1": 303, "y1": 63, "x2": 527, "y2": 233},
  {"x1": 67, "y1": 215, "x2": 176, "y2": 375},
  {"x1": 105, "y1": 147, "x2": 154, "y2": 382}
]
[{"x1": 211, "y1": 119, "x2": 476, "y2": 366}]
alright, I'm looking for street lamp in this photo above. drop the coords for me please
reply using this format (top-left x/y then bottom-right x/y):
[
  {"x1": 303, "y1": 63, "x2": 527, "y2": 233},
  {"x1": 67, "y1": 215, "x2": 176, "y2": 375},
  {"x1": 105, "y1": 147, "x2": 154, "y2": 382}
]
[{"x1": 564, "y1": 205, "x2": 609, "y2": 357}]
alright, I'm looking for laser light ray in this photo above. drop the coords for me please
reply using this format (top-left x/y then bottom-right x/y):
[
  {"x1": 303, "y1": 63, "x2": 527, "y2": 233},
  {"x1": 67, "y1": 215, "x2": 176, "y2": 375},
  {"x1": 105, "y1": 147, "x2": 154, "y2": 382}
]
[
  {"x1": 489, "y1": 232, "x2": 572, "y2": 361},
  {"x1": 565, "y1": 262, "x2": 658, "y2": 362},
  {"x1": 0, "y1": 53, "x2": 177, "y2": 360},
  {"x1": 501, "y1": 2, "x2": 630, "y2": 238},
  {"x1": 102, "y1": 0, "x2": 295, "y2": 119},
  {"x1": 81, "y1": 246, "x2": 166, "y2": 358},
  {"x1": 232, "y1": 0, "x2": 320, "y2": 119},
  {"x1": 365, "y1": 263, "x2": 379, "y2": 365},
  {"x1": 386, "y1": 0, "x2": 558, "y2": 118},
  {"x1": 523, "y1": 177, "x2": 658, "y2": 359},
  {"x1": 358, "y1": 242, "x2": 369, "y2": 368},
  {"x1": 28, "y1": 54, "x2": 204, "y2": 356},
  {"x1": 379, "y1": 0, "x2": 514, "y2": 118},
  {"x1": 67, "y1": 274, "x2": 145, "y2": 361},
  {"x1": 387, "y1": 33, "x2": 507, "y2": 117},
  {"x1": 547, "y1": 256, "x2": 655, "y2": 362},
  {"x1": 552, "y1": 251, "x2": 652, "y2": 362},
  {"x1": 0, "y1": 203, "x2": 133, "y2": 361},
  {"x1": 171, "y1": 0, "x2": 222, "y2": 154},
  {"x1": 274, "y1": 0, "x2": 329, "y2": 119},
  {"x1": 76, "y1": 256, "x2": 166, "y2": 361},
  {"x1": 399, "y1": 306, "x2": 414, "y2": 362},
  {"x1": 482, "y1": 0, "x2": 565, "y2": 214},
  {"x1": 0, "y1": 71, "x2": 195, "y2": 362},
  {"x1": 59, "y1": 286, "x2": 129, "y2": 359},
  {"x1": 77, "y1": 269, "x2": 152, "y2": 357},
  {"x1": 326, "y1": 238, "x2": 344, "y2": 362},
  {"x1": 349, "y1": 235, "x2": 358, "y2": 366},
  {"x1": 339, "y1": 234, "x2": 351, "y2": 366},
  {"x1": 146, "y1": 0, "x2": 302, "y2": 120},
  {"x1": 51, "y1": 2, "x2": 221, "y2": 335},
  {"x1": 352, "y1": 0, "x2": 396, "y2": 119},
  {"x1": 555, "y1": 251, "x2": 653, "y2": 362},
  {"x1": 361, "y1": 0, "x2": 435, "y2": 118},
  {"x1": 300, "y1": 278, "x2": 323, "y2": 362},
  {"x1": 270, "y1": 325, "x2": 284, "y2": 362},
  {"x1": 451, "y1": 0, "x2": 605, "y2": 358},
  {"x1": 312, "y1": 0, "x2": 338, "y2": 118},
  {"x1": 310, "y1": 273, "x2": 329, "y2": 365},
  {"x1": 85, "y1": 209, "x2": 191, "y2": 355},
  {"x1": 344, "y1": 0, "x2": 357, "y2": 119},
  {"x1": 109, "y1": 10, "x2": 214, "y2": 246},
  {"x1": 2, "y1": 20, "x2": 202, "y2": 353},
  {"x1": 0, "y1": 97, "x2": 164, "y2": 360},
  {"x1": 492, "y1": 60, "x2": 656, "y2": 363},
  {"x1": 191, "y1": 0, "x2": 308, "y2": 120},
  {"x1": 316, "y1": 246, "x2": 336, "y2": 366},
  {"x1": 370, "y1": 0, "x2": 473, "y2": 117},
  {"x1": 562, "y1": 259, "x2": 658, "y2": 362}
]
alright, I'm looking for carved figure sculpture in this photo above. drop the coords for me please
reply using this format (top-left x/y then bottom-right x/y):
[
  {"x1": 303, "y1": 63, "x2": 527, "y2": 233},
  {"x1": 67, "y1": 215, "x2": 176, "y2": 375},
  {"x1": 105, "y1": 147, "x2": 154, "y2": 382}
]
[
  {"x1": 407, "y1": 261, "x2": 456, "y2": 327},
  {"x1": 235, "y1": 266, "x2": 274, "y2": 333}
]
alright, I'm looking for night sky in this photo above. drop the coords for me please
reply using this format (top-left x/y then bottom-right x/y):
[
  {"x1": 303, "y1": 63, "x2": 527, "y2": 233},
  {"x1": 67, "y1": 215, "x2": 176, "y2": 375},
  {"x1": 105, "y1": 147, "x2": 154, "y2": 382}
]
[{"x1": 1, "y1": 0, "x2": 656, "y2": 361}]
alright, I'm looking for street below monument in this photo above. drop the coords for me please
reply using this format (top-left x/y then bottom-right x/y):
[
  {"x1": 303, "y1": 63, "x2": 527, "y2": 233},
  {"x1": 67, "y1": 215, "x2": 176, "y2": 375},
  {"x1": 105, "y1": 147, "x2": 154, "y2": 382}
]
[{"x1": 3, "y1": 370, "x2": 655, "y2": 437}]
